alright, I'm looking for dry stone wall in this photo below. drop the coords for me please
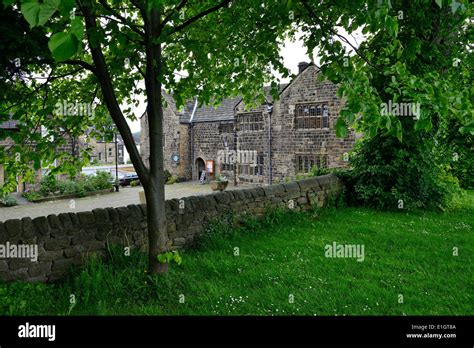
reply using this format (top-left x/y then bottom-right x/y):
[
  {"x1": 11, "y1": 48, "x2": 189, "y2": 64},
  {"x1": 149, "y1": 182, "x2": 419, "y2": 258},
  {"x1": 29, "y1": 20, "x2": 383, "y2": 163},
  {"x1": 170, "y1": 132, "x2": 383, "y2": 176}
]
[{"x1": 0, "y1": 174, "x2": 342, "y2": 283}]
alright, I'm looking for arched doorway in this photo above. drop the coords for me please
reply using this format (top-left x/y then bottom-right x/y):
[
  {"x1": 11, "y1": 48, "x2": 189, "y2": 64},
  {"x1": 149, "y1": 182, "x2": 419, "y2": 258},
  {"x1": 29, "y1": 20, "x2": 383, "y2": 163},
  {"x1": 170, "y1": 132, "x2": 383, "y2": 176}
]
[{"x1": 195, "y1": 157, "x2": 205, "y2": 181}]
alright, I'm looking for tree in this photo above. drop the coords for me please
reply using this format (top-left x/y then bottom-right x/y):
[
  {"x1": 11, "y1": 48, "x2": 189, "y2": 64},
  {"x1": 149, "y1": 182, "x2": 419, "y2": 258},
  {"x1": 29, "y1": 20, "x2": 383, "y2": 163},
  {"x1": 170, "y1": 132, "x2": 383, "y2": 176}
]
[
  {"x1": 2, "y1": 0, "x2": 292, "y2": 273},
  {"x1": 290, "y1": 0, "x2": 472, "y2": 209}
]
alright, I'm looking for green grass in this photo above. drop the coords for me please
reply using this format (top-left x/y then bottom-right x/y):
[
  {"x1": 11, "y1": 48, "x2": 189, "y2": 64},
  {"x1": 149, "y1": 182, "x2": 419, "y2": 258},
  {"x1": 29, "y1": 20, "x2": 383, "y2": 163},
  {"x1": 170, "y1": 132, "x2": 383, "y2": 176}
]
[{"x1": 1, "y1": 192, "x2": 473, "y2": 316}]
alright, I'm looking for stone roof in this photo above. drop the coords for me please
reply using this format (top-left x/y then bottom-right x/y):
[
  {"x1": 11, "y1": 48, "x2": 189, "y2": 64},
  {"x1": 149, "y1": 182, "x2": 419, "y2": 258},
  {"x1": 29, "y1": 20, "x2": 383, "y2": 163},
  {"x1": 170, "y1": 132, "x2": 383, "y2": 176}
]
[
  {"x1": 181, "y1": 96, "x2": 242, "y2": 124},
  {"x1": 180, "y1": 84, "x2": 289, "y2": 124}
]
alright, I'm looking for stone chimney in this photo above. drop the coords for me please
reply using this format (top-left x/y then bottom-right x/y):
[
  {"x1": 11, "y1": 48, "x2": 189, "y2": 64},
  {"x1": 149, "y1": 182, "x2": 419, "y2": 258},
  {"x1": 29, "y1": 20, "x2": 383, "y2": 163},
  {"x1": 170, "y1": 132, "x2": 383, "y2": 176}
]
[{"x1": 298, "y1": 61, "x2": 310, "y2": 74}]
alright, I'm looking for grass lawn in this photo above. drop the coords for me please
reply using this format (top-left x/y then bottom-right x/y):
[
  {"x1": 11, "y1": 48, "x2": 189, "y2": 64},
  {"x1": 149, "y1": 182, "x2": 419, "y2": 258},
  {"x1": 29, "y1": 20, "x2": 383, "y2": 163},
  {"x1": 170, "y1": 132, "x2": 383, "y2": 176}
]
[{"x1": 1, "y1": 192, "x2": 473, "y2": 316}]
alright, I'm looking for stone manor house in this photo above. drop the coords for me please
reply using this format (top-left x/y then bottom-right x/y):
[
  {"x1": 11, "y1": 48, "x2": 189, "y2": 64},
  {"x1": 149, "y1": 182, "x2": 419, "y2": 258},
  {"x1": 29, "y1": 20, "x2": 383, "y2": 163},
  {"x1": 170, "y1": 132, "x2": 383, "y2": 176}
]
[{"x1": 140, "y1": 62, "x2": 356, "y2": 185}]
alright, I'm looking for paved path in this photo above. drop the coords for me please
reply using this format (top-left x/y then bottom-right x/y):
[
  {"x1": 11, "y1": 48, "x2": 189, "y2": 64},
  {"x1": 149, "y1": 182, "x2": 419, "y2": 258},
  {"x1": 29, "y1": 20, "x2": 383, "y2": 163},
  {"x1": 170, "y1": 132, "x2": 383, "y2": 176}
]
[{"x1": 0, "y1": 181, "x2": 251, "y2": 221}]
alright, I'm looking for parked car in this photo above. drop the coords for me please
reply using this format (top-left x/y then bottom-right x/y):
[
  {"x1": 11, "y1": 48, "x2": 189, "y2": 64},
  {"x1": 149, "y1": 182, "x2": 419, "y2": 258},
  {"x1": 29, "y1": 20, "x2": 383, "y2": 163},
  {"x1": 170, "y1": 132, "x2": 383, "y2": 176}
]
[{"x1": 119, "y1": 173, "x2": 140, "y2": 186}]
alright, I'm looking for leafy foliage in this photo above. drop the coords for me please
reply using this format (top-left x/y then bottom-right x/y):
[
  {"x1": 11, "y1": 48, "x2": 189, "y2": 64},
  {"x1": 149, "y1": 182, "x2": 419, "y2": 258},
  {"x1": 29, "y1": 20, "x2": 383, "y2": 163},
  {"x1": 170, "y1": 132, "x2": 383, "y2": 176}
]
[
  {"x1": 157, "y1": 250, "x2": 182, "y2": 266},
  {"x1": 0, "y1": 194, "x2": 17, "y2": 206},
  {"x1": 436, "y1": 109, "x2": 474, "y2": 189},
  {"x1": 33, "y1": 171, "x2": 113, "y2": 198},
  {"x1": 347, "y1": 124, "x2": 461, "y2": 211}
]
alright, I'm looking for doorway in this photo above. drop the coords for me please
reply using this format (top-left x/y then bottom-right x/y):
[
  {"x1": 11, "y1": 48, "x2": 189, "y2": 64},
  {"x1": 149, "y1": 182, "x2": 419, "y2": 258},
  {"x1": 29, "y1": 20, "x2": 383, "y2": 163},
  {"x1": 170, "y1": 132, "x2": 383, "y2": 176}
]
[{"x1": 195, "y1": 157, "x2": 205, "y2": 181}]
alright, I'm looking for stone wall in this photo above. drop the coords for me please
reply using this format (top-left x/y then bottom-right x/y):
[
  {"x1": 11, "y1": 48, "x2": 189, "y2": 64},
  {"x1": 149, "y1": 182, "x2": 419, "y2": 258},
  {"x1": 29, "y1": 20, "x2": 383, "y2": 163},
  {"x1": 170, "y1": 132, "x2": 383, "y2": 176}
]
[
  {"x1": 191, "y1": 121, "x2": 234, "y2": 180},
  {"x1": 272, "y1": 65, "x2": 356, "y2": 181},
  {"x1": 0, "y1": 174, "x2": 342, "y2": 283}
]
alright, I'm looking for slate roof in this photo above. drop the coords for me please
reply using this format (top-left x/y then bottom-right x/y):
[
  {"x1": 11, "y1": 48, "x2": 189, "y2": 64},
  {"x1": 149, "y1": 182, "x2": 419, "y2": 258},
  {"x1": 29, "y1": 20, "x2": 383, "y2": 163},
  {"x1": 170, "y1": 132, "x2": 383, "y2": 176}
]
[
  {"x1": 179, "y1": 99, "x2": 199, "y2": 123},
  {"x1": 180, "y1": 83, "x2": 289, "y2": 124},
  {"x1": 181, "y1": 96, "x2": 242, "y2": 124}
]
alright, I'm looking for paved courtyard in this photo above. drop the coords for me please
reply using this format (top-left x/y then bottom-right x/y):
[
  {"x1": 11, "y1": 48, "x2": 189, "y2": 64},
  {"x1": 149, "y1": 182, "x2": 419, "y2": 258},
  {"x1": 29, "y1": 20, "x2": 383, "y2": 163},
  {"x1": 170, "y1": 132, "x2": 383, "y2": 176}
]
[{"x1": 0, "y1": 181, "x2": 252, "y2": 221}]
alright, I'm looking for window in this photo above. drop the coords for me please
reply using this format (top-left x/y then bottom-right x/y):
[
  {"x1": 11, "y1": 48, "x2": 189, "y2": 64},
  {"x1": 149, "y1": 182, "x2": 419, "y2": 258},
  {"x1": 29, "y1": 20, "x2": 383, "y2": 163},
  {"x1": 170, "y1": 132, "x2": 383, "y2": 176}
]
[
  {"x1": 237, "y1": 112, "x2": 263, "y2": 131},
  {"x1": 98, "y1": 152, "x2": 102, "y2": 161},
  {"x1": 254, "y1": 154, "x2": 264, "y2": 176},
  {"x1": 108, "y1": 148, "x2": 113, "y2": 157},
  {"x1": 220, "y1": 162, "x2": 234, "y2": 172},
  {"x1": 295, "y1": 103, "x2": 329, "y2": 129},
  {"x1": 219, "y1": 123, "x2": 234, "y2": 134},
  {"x1": 296, "y1": 154, "x2": 328, "y2": 173},
  {"x1": 238, "y1": 154, "x2": 264, "y2": 176}
]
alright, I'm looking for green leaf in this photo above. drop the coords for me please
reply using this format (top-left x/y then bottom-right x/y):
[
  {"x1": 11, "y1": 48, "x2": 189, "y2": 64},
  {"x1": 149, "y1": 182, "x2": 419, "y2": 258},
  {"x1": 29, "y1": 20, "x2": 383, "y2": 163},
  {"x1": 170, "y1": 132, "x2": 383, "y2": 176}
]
[
  {"x1": 414, "y1": 117, "x2": 432, "y2": 131},
  {"x1": 395, "y1": 123, "x2": 403, "y2": 142},
  {"x1": 59, "y1": 0, "x2": 75, "y2": 16},
  {"x1": 385, "y1": 115, "x2": 392, "y2": 130},
  {"x1": 2, "y1": 0, "x2": 16, "y2": 7},
  {"x1": 368, "y1": 126, "x2": 377, "y2": 138},
  {"x1": 450, "y1": 0, "x2": 461, "y2": 13},
  {"x1": 335, "y1": 118, "x2": 348, "y2": 138},
  {"x1": 48, "y1": 32, "x2": 79, "y2": 61},
  {"x1": 435, "y1": 0, "x2": 443, "y2": 8},
  {"x1": 386, "y1": 16, "x2": 398, "y2": 37},
  {"x1": 70, "y1": 17, "x2": 84, "y2": 40},
  {"x1": 173, "y1": 253, "x2": 182, "y2": 265},
  {"x1": 38, "y1": 0, "x2": 60, "y2": 26},
  {"x1": 21, "y1": 0, "x2": 41, "y2": 28}
]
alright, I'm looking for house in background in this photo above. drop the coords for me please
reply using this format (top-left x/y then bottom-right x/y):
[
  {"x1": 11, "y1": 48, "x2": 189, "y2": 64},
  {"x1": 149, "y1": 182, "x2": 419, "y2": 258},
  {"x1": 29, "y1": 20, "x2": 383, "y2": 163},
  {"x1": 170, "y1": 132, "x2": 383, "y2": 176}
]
[
  {"x1": 142, "y1": 62, "x2": 357, "y2": 185},
  {"x1": 1, "y1": 120, "x2": 89, "y2": 192},
  {"x1": 88, "y1": 136, "x2": 125, "y2": 165},
  {"x1": 0, "y1": 120, "x2": 25, "y2": 192}
]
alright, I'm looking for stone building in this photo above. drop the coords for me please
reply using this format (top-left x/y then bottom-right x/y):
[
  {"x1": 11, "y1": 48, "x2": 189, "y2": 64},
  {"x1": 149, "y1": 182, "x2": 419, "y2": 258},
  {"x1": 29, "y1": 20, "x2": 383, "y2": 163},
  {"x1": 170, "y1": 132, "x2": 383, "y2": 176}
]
[
  {"x1": 88, "y1": 136, "x2": 126, "y2": 165},
  {"x1": 140, "y1": 62, "x2": 356, "y2": 185},
  {"x1": 0, "y1": 120, "x2": 22, "y2": 192},
  {"x1": 0, "y1": 120, "x2": 85, "y2": 192}
]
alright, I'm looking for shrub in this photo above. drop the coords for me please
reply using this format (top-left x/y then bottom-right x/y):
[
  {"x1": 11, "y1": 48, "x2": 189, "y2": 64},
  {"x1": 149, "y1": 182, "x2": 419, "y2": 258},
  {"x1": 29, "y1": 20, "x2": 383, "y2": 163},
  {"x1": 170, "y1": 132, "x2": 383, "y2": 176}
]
[
  {"x1": 89, "y1": 171, "x2": 114, "y2": 190},
  {"x1": 57, "y1": 180, "x2": 76, "y2": 195},
  {"x1": 34, "y1": 172, "x2": 113, "y2": 199},
  {"x1": 39, "y1": 175, "x2": 58, "y2": 196},
  {"x1": 2, "y1": 195, "x2": 17, "y2": 207},
  {"x1": 22, "y1": 191, "x2": 43, "y2": 201},
  {"x1": 166, "y1": 175, "x2": 178, "y2": 185},
  {"x1": 436, "y1": 117, "x2": 474, "y2": 189},
  {"x1": 130, "y1": 180, "x2": 140, "y2": 187},
  {"x1": 348, "y1": 128, "x2": 461, "y2": 211},
  {"x1": 74, "y1": 182, "x2": 86, "y2": 197},
  {"x1": 83, "y1": 178, "x2": 96, "y2": 193},
  {"x1": 163, "y1": 170, "x2": 172, "y2": 183},
  {"x1": 214, "y1": 173, "x2": 228, "y2": 182}
]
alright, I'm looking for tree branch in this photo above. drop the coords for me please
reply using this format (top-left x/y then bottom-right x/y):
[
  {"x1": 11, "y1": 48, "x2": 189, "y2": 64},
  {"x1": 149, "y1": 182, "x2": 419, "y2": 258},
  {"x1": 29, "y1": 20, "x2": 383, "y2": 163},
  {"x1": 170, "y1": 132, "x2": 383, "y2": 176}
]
[
  {"x1": 130, "y1": 0, "x2": 146, "y2": 18},
  {"x1": 167, "y1": 0, "x2": 231, "y2": 36},
  {"x1": 97, "y1": 0, "x2": 145, "y2": 37},
  {"x1": 62, "y1": 59, "x2": 97, "y2": 74},
  {"x1": 300, "y1": 0, "x2": 380, "y2": 70},
  {"x1": 160, "y1": 0, "x2": 188, "y2": 31},
  {"x1": 79, "y1": 0, "x2": 150, "y2": 185}
]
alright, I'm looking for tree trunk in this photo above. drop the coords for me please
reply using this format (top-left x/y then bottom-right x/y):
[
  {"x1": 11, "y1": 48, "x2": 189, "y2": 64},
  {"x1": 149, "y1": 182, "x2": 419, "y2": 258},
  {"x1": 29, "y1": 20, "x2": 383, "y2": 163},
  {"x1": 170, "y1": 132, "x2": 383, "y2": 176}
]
[
  {"x1": 81, "y1": 1, "x2": 169, "y2": 274},
  {"x1": 144, "y1": 6, "x2": 168, "y2": 274},
  {"x1": 144, "y1": 176, "x2": 168, "y2": 274}
]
